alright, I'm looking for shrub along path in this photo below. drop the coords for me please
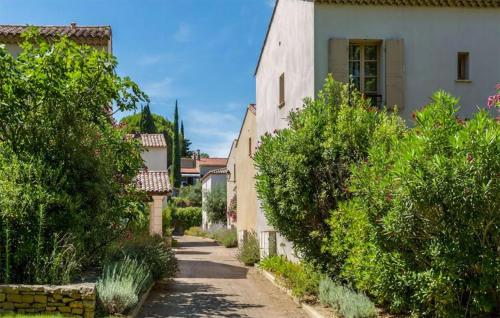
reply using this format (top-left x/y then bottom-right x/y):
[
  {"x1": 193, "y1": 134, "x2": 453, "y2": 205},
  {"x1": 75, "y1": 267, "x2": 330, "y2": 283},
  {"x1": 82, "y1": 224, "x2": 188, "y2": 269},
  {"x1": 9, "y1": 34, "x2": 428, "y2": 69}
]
[{"x1": 138, "y1": 235, "x2": 306, "y2": 318}]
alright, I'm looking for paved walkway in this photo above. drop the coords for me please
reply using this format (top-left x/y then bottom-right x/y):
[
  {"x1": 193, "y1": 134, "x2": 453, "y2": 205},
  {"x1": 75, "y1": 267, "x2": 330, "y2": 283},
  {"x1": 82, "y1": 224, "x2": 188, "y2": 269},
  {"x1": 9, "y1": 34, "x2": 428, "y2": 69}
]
[{"x1": 139, "y1": 235, "x2": 307, "y2": 318}]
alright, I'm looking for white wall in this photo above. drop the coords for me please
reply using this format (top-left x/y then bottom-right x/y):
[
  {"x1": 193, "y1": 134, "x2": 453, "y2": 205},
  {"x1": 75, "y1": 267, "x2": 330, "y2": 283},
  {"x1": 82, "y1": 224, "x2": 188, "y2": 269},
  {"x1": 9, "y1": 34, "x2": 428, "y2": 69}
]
[
  {"x1": 255, "y1": 0, "x2": 315, "y2": 259},
  {"x1": 141, "y1": 147, "x2": 168, "y2": 171},
  {"x1": 314, "y1": 4, "x2": 500, "y2": 121}
]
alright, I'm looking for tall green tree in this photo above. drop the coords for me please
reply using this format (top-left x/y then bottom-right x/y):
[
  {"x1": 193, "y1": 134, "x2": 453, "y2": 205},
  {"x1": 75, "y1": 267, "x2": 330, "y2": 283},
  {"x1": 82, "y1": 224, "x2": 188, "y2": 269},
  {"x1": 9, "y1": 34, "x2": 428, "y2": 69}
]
[
  {"x1": 171, "y1": 101, "x2": 181, "y2": 188},
  {"x1": 180, "y1": 120, "x2": 192, "y2": 157},
  {"x1": 139, "y1": 104, "x2": 157, "y2": 133}
]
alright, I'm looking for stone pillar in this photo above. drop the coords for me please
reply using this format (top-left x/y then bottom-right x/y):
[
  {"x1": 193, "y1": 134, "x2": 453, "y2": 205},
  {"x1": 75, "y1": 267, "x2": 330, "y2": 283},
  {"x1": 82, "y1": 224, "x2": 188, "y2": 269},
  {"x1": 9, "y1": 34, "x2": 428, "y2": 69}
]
[{"x1": 149, "y1": 196, "x2": 164, "y2": 236}]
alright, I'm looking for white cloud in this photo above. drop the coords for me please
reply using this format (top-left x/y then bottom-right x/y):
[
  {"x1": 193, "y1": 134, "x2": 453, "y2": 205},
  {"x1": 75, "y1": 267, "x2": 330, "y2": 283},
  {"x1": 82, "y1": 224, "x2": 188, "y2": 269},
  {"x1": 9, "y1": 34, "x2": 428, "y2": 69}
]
[
  {"x1": 143, "y1": 77, "x2": 175, "y2": 99},
  {"x1": 173, "y1": 23, "x2": 192, "y2": 43}
]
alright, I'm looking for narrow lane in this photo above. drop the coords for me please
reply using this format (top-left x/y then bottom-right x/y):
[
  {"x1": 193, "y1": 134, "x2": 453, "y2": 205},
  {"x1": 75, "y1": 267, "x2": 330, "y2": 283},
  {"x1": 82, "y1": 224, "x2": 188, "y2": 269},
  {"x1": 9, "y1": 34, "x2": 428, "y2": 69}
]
[{"x1": 139, "y1": 235, "x2": 307, "y2": 318}]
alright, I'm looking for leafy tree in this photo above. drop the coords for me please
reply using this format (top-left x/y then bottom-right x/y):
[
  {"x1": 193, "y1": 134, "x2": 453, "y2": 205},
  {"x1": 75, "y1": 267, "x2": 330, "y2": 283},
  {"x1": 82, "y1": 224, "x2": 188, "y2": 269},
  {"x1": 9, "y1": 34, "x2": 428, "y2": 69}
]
[
  {"x1": 204, "y1": 184, "x2": 227, "y2": 224},
  {"x1": 139, "y1": 104, "x2": 157, "y2": 133},
  {"x1": 179, "y1": 182, "x2": 202, "y2": 206},
  {"x1": 200, "y1": 152, "x2": 209, "y2": 158},
  {"x1": 171, "y1": 100, "x2": 181, "y2": 188},
  {"x1": 0, "y1": 30, "x2": 147, "y2": 283}
]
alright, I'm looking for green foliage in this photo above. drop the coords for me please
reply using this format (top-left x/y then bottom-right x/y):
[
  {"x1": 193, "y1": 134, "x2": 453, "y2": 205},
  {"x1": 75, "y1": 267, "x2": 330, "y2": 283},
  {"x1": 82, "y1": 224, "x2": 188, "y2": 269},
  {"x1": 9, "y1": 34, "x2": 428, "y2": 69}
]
[
  {"x1": 179, "y1": 182, "x2": 202, "y2": 207},
  {"x1": 173, "y1": 207, "x2": 202, "y2": 233},
  {"x1": 180, "y1": 120, "x2": 192, "y2": 157},
  {"x1": 330, "y1": 92, "x2": 500, "y2": 316},
  {"x1": 236, "y1": 231, "x2": 260, "y2": 266},
  {"x1": 212, "y1": 228, "x2": 237, "y2": 248},
  {"x1": 0, "y1": 31, "x2": 146, "y2": 283},
  {"x1": 204, "y1": 184, "x2": 227, "y2": 224},
  {"x1": 184, "y1": 226, "x2": 209, "y2": 237},
  {"x1": 254, "y1": 75, "x2": 402, "y2": 271},
  {"x1": 171, "y1": 101, "x2": 182, "y2": 188},
  {"x1": 259, "y1": 256, "x2": 320, "y2": 301},
  {"x1": 139, "y1": 104, "x2": 157, "y2": 133},
  {"x1": 97, "y1": 257, "x2": 152, "y2": 315},
  {"x1": 105, "y1": 234, "x2": 177, "y2": 281},
  {"x1": 319, "y1": 277, "x2": 377, "y2": 318}
]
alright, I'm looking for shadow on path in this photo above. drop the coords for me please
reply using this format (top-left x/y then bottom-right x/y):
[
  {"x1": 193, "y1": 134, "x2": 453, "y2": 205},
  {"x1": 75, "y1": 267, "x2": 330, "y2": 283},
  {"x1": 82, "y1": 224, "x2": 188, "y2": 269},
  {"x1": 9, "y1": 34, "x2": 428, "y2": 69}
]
[
  {"x1": 176, "y1": 240, "x2": 219, "y2": 248},
  {"x1": 140, "y1": 280, "x2": 263, "y2": 318},
  {"x1": 178, "y1": 260, "x2": 248, "y2": 279}
]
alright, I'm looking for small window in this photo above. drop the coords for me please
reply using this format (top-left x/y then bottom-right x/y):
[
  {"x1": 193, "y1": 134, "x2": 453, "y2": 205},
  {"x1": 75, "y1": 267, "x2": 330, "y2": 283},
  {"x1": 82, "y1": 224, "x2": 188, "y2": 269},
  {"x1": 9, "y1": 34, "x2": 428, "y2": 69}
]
[
  {"x1": 233, "y1": 163, "x2": 236, "y2": 182},
  {"x1": 279, "y1": 73, "x2": 285, "y2": 108},
  {"x1": 457, "y1": 52, "x2": 469, "y2": 80},
  {"x1": 248, "y1": 137, "x2": 252, "y2": 156}
]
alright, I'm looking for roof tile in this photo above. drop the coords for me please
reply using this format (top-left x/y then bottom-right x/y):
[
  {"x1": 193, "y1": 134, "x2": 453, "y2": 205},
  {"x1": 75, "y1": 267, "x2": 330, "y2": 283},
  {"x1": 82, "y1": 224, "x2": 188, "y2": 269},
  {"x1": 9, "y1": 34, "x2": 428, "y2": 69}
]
[{"x1": 136, "y1": 170, "x2": 171, "y2": 194}]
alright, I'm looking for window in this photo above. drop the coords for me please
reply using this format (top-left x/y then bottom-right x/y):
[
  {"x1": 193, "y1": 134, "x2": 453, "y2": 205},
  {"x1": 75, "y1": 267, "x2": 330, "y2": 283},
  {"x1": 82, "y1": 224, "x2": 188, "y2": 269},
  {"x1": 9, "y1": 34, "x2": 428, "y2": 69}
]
[
  {"x1": 457, "y1": 52, "x2": 469, "y2": 81},
  {"x1": 248, "y1": 137, "x2": 252, "y2": 156},
  {"x1": 233, "y1": 163, "x2": 236, "y2": 182},
  {"x1": 279, "y1": 73, "x2": 285, "y2": 108},
  {"x1": 349, "y1": 43, "x2": 380, "y2": 106}
]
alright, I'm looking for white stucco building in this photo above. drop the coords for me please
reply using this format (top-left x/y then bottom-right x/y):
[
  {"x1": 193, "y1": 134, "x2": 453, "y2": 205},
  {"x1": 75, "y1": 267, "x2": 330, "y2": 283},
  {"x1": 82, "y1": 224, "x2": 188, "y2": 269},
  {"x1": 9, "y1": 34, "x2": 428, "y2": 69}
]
[
  {"x1": 132, "y1": 134, "x2": 171, "y2": 236},
  {"x1": 201, "y1": 168, "x2": 227, "y2": 230},
  {"x1": 255, "y1": 0, "x2": 500, "y2": 258}
]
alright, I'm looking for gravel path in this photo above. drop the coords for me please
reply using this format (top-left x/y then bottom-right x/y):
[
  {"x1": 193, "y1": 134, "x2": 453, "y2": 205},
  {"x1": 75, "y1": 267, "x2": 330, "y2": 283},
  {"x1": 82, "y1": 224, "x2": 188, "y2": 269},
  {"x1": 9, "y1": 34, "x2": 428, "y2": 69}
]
[{"x1": 138, "y1": 235, "x2": 307, "y2": 318}]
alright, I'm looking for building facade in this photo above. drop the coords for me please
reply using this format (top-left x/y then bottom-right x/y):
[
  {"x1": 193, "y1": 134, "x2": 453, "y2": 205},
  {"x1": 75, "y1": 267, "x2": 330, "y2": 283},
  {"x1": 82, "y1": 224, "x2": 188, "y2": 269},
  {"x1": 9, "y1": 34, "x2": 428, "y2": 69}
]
[
  {"x1": 226, "y1": 140, "x2": 238, "y2": 228},
  {"x1": 201, "y1": 168, "x2": 228, "y2": 230},
  {"x1": 255, "y1": 0, "x2": 500, "y2": 258}
]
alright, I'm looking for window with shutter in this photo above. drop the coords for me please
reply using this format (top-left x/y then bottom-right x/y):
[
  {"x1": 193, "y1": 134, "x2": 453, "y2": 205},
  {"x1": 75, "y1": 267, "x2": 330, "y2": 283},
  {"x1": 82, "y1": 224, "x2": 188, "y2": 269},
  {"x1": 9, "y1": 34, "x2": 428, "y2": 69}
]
[{"x1": 349, "y1": 43, "x2": 381, "y2": 107}]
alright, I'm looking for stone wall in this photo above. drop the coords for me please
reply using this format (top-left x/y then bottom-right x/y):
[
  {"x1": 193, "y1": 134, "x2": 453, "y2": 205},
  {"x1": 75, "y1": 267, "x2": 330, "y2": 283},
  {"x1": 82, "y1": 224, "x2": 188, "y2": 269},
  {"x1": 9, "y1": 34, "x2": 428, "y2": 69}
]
[{"x1": 0, "y1": 283, "x2": 96, "y2": 317}]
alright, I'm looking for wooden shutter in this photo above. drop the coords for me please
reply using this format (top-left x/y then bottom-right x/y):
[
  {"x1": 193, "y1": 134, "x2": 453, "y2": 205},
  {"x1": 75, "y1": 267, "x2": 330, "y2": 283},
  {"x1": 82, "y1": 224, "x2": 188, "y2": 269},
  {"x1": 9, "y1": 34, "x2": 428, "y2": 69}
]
[
  {"x1": 328, "y1": 38, "x2": 349, "y2": 83},
  {"x1": 385, "y1": 39, "x2": 405, "y2": 111}
]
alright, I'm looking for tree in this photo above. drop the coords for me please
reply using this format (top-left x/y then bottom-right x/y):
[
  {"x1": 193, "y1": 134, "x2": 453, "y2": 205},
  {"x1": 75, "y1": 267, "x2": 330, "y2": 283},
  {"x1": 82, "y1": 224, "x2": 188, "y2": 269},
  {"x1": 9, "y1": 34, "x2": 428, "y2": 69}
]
[
  {"x1": 139, "y1": 104, "x2": 157, "y2": 133},
  {"x1": 180, "y1": 120, "x2": 192, "y2": 157},
  {"x1": 171, "y1": 101, "x2": 181, "y2": 188},
  {"x1": 0, "y1": 30, "x2": 146, "y2": 283},
  {"x1": 204, "y1": 184, "x2": 227, "y2": 224}
]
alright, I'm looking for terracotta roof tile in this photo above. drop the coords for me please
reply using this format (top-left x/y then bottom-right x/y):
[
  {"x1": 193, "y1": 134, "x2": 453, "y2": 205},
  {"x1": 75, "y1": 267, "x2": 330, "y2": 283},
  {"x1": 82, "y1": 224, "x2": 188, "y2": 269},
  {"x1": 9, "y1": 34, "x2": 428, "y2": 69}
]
[
  {"x1": 314, "y1": 0, "x2": 499, "y2": 6},
  {"x1": 181, "y1": 167, "x2": 200, "y2": 175},
  {"x1": 197, "y1": 158, "x2": 227, "y2": 167},
  {"x1": 0, "y1": 24, "x2": 111, "y2": 45},
  {"x1": 248, "y1": 104, "x2": 256, "y2": 115},
  {"x1": 201, "y1": 168, "x2": 228, "y2": 183},
  {"x1": 136, "y1": 170, "x2": 171, "y2": 194},
  {"x1": 139, "y1": 134, "x2": 167, "y2": 148}
]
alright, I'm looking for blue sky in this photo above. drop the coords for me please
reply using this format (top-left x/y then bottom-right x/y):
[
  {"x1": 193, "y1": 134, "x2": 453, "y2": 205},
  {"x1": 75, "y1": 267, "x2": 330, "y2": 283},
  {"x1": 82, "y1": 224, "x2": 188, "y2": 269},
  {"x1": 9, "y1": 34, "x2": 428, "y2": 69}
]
[{"x1": 0, "y1": 0, "x2": 275, "y2": 157}]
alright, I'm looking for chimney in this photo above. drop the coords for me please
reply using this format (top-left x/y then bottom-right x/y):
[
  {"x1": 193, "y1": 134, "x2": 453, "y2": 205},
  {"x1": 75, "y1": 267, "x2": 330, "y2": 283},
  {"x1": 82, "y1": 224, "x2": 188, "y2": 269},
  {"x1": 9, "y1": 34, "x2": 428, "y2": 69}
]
[
  {"x1": 70, "y1": 22, "x2": 77, "y2": 29},
  {"x1": 197, "y1": 149, "x2": 201, "y2": 159}
]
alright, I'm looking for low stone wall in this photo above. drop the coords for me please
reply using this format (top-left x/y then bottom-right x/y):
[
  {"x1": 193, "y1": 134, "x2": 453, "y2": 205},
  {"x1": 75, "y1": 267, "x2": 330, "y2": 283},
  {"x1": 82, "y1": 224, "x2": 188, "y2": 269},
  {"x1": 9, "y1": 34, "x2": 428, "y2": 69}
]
[{"x1": 0, "y1": 283, "x2": 96, "y2": 318}]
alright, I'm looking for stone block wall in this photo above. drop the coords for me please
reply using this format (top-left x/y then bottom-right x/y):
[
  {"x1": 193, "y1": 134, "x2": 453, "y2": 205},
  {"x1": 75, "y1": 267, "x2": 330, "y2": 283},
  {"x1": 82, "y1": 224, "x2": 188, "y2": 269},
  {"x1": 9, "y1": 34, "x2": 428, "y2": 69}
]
[{"x1": 0, "y1": 283, "x2": 96, "y2": 317}]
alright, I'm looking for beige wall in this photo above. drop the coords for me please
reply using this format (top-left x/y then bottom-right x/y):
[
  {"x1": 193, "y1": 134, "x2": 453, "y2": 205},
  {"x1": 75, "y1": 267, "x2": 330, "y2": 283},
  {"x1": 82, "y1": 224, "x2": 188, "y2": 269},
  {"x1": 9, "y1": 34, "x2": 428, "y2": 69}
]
[
  {"x1": 235, "y1": 110, "x2": 258, "y2": 239},
  {"x1": 226, "y1": 140, "x2": 237, "y2": 228},
  {"x1": 149, "y1": 195, "x2": 167, "y2": 236}
]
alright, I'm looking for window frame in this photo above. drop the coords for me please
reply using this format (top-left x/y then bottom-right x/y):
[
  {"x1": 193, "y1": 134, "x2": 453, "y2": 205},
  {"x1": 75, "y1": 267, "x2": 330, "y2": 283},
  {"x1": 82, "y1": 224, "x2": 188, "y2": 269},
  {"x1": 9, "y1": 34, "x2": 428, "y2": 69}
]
[
  {"x1": 457, "y1": 52, "x2": 470, "y2": 81},
  {"x1": 279, "y1": 73, "x2": 285, "y2": 108},
  {"x1": 348, "y1": 40, "x2": 382, "y2": 105}
]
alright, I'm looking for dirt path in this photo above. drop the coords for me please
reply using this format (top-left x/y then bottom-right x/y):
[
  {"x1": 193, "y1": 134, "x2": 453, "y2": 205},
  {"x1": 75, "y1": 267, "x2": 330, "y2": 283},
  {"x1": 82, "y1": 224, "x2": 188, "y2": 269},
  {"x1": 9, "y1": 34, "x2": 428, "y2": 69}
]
[{"x1": 138, "y1": 235, "x2": 307, "y2": 318}]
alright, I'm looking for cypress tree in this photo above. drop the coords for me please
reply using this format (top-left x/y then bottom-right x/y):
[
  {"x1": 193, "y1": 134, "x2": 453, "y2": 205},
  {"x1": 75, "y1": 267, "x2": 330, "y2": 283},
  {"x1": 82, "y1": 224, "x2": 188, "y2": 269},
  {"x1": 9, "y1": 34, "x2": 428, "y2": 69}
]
[
  {"x1": 171, "y1": 100, "x2": 181, "y2": 188},
  {"x1": 140, "y1": 104, "x2": 157, "y2": 133},
  {"x1": 180, "y1": 120, "x2": 192, "y2": 157}
]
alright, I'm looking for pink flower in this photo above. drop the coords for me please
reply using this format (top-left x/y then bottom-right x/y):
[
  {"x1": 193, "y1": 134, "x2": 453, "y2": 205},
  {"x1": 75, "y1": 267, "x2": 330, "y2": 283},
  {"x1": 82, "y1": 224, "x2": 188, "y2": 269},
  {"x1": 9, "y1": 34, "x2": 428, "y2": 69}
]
[{"x1": 487, "y1": 94, "x2": 500, "y2": 109}]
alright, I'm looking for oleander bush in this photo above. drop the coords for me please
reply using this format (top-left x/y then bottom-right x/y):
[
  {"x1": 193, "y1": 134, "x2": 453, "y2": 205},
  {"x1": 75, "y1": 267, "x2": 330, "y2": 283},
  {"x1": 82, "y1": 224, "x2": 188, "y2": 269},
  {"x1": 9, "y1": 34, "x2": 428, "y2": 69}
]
[
  {"x1": 105, "y1": 234, "x2": 177, "y2": 280},
  {"x1": 319, "y1": 277, "x2": 377, "y2": 318},
  {"x1": 255, "y1": 75, "x2": 500, "y2": 316},
  {"x1": 212, "y1": 228, "x2": 237, "y2": 248},
  {"x1": 236, "y1": 231, "x2": 260, "y2": 266},
  {"x1": 97, "y1": 257, "x2": 152, "y2": 315},
  {"x1": 259, "y1": 256, "x2": 320, "y2": 301}
]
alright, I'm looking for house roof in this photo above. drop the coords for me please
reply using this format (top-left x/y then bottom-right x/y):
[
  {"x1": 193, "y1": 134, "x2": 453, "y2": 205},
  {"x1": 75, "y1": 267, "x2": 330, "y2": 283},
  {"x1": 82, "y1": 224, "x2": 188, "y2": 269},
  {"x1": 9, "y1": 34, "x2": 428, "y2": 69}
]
[
  {"x1": 127, "y1": 134, "x2": 167, "y2": 148},
  {"x1": 0, "y1": 24, "x2": 111, "y2": 45},
  {"x1": 201, "y1": 168, "x2": 228, "y2": 183},
  {"x1": 181, "y1": 167, "x2": 200, "y2": 175},
  {"x1": 136, "y1": 170, "x2": 171, "y2": 195},
  {"x1": 254, "y1": 0, "x2": 499, "y2": 76},
  {"x1": 197, "y1": 157, "x2": 228, "y2": 167}
]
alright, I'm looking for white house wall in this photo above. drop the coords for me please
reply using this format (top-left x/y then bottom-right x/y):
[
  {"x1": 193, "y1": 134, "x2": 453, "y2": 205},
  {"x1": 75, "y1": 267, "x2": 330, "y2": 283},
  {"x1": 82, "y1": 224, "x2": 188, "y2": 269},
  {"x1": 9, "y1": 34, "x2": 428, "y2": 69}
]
[
  {"x1": 141, "y1": 147, "x2": 168, "y2": 171},
  {"x1": 314, "y1": 4, "x2": 500, "y2": 121},
  {"x1": 255, "y1": 0, "x2": 315, "y2": 260}
]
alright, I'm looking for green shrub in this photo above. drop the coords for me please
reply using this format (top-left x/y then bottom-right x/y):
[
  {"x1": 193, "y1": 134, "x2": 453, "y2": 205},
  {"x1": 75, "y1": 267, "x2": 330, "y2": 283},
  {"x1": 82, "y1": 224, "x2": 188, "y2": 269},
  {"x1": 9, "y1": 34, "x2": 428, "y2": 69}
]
[
  {"x1": 173, "y1": 207, "x2": 202, "y2": 233},
  {"x1": 253, "y1": 76, "x2": 403, "y2": 271},
  {"x1": 212, "y1": 228, "x2": 237, "y2": 248},
  {"x1": 97, "y1": 257, "x2": 152, "y2": 315},
  {"x1": 178, "y1": 182, "x2": 202, "y2": 206},
  {"x1": 319, "y1": 277, "x2": 377, "y2": 318},
  {"x1": 236, "y1": 232, "x2": 260, "y2": 266},
  {"x1": 106, "y1": 234, "x2": 177, "y2": 280},
  {"x1": 204, "y1": 184, "x2": 227, "y2": 224},
  {"x1": 259, "y1": 256, "x2": 320, "y2": 301},
  {"x1": 326, "y1": 92, "x2": 500, "y2": 316},
  {"x1": 184, "y1": 226, "x2": 209, "y2": 237}
]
